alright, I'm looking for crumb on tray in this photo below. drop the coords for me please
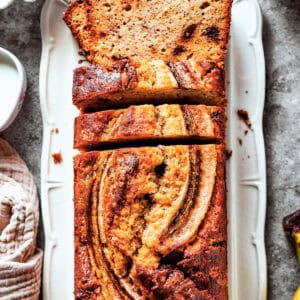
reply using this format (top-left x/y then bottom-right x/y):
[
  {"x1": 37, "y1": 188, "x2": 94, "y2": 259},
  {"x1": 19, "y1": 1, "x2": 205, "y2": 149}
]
[
  {"x1": 52, "y1": 152, "x2": 63, "y2": 164},
  {"x1": 226, "y1": 149, "x2": 232, "y2": 159},
  {"x1": 237, "y1": 109, "x2": 252, "y2": 129}
]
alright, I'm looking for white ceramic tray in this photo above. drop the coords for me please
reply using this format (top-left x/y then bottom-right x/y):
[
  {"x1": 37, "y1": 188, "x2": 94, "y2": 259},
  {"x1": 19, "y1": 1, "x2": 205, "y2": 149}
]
[{"x1": 39, "y1": 0, "x2": 267, "y2": 299}]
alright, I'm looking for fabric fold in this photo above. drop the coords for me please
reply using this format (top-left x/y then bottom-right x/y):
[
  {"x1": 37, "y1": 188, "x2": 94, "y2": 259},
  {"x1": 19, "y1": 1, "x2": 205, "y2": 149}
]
[{"x1": 0, "y1": 138, "x2": 42, "y2": 300}]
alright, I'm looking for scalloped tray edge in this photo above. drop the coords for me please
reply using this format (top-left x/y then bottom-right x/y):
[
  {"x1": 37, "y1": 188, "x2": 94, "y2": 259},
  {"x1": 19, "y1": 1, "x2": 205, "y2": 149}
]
[{"x1": 39, "y1": 0, "x2": 267, "y2": 298}]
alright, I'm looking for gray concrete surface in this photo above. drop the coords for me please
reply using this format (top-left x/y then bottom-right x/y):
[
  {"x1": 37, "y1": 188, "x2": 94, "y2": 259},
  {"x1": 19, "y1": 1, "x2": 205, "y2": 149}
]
[{"x1": 0, "y1": 0, "x2": 299, "y2": 298}]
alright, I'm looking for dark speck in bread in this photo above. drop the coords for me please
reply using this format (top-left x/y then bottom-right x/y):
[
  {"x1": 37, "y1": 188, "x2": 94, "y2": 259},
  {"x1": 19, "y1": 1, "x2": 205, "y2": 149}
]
[
  {"x1": 200, "y1": 2, "x2": 210, "y2": 9},
  {"x1": 182, "y1": 24, "x2": 197, "y2": 41},
  {"x1": 204, "y1": 26, "x2": 220, "y2": 41},
  {"x1": 172, "y1": 45, "x2": 186, "y2": 56}
]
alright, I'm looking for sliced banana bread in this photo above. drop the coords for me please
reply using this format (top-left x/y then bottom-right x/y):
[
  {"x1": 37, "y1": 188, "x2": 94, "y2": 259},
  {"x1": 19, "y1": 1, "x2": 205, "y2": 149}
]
[
  {"x1": 74, "y1": 104, "x2": 225, "y2": 150},
  {"x1": 73, "y1": 60, "x2": 225, "y2": 111},
  {"x1": 63, "y1": 0, "x2": 89, "y2": 50},
  {"x1": 74, "y1": 144, "x2": 227, "y2": 300},
  {"x1": 63, "y1": 0, "x2": 232, "y2": 67}
]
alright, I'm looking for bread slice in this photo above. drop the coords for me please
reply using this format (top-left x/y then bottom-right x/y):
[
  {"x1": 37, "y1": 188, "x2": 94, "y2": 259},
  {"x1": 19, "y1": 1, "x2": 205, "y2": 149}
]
[
  {"x1": 63, "y1": 0, "x2": 232, "y2": 68},
  {"x1": 74, "y1": 144, "x2": 227, "y2": 299},
  {"x1": 74, "y1": 104, "x2": 225, "y2": 150},
  {"x1": 63, "y1": 0, "x2": 90, "y2": 51},
  {"x1": 73, "y1": 60, "x2": 225, "y2": 111}
]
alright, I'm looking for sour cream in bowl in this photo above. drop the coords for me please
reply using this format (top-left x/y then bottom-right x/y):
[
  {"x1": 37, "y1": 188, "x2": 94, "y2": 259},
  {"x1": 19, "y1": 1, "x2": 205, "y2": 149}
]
[{"x1": 0, "y1": 47, "x2": 26, "y2": 132}]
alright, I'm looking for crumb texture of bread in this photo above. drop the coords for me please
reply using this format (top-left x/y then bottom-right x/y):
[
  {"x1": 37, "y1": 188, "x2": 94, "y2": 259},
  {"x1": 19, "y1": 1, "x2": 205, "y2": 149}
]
[
  {"x1": 63, "y1": 0, "x2": 232, "y2": 68},
  {"x1": 74, "y1": 144, "x2": 227, "y2": 300},
  {"x1": 74, "y1": 104, "x2": 225, "y2": 149},
  {"x1": 72, "y1": 61, "x2": 226, "y2": 111}
]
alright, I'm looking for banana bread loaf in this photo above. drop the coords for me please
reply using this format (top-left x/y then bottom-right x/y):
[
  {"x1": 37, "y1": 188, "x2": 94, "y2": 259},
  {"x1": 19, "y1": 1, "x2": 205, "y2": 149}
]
[
  {"x1": 63, "y1": 0, "x2": 232, "y2": 68},
  {"x1": 74, "y1": 104, "x2": 225, "y2": 150},
  {"x1": 73, "y1": 60, "x2": 225, "y2": 111},
  {"x1": 74, "y1": 144, "x2": 227, "y2": 299}
]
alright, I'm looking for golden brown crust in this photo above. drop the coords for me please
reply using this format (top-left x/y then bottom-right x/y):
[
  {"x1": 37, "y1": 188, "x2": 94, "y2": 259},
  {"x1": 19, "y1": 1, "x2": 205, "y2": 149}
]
[
  {"x1": 73, "y1": 152, "x2": 99, "y2": 299},
  {"x1": 72, "y1": 60, "x2": 226, "y2": 111},
  {"x1": 74, "y1": 104, "x2": 225, "y2": 150},
  {"x1": 74, "y1": 145, "x2": 227, "y2": 299},
  {"x1": 63, "y1": 0, "x2": 232, "y2": 68}
]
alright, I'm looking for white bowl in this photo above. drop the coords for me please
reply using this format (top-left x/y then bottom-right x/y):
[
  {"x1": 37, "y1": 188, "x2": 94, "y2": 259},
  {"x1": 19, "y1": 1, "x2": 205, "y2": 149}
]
[
  {"x1": 0, "y1": 0, "x2": 14, "y2": 9},
  {"x1": 0, "y1": 47, "x2": 26, "y2": 132},
  {"x1": 0, "y1": 0, "x2": 35, "y2": 9}
]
